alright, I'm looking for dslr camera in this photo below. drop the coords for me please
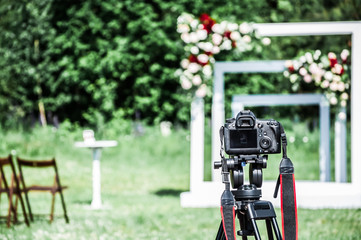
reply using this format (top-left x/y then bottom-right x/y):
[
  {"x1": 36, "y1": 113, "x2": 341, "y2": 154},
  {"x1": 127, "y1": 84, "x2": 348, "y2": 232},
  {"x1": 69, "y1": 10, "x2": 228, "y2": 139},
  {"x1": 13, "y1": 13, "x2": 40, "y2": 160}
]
[{"x1": 223, "y1": 110, "x2": 281, "y2": 155}]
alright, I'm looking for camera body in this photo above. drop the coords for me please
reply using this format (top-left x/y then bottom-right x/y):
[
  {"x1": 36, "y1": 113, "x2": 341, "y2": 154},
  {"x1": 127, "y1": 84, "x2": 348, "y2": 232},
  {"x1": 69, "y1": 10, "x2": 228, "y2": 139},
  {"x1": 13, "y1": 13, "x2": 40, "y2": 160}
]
[{"x1": 224, "y1": 110, "x2": 281, "y2": 155}]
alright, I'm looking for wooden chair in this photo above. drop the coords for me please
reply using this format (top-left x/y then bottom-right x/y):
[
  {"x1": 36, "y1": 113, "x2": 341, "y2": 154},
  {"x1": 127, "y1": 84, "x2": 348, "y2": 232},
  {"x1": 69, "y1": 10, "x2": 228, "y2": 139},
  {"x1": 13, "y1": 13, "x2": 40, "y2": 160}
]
[
  {"x1": 0, "y1": 155, "x2": 29, "y2": 227},
  {"x1": 16, "y1": 157, "x2": 69, "y2": 223}
]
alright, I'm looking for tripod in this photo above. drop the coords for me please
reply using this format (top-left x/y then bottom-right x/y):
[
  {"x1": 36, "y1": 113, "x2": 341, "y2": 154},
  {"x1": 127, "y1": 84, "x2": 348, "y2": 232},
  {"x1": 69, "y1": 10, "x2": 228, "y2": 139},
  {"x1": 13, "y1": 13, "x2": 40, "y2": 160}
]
[{"x1": 215, "y1": 155, "x2": 282, "y2": 240}]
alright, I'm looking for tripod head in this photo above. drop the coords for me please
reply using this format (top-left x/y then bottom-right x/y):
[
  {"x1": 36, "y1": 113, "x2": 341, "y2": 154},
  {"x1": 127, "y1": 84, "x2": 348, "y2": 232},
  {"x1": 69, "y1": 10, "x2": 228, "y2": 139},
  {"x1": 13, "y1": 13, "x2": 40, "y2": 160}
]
[{"x1": 214, "y1": 155, "x2": 267, "y2": 199}]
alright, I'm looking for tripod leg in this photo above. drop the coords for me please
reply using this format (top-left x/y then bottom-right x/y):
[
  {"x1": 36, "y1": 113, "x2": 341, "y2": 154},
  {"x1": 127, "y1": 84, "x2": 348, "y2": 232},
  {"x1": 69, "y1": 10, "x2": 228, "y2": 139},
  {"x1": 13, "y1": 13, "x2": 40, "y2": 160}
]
[
  {"x1": 250, "y1": 219, "x2": 261, "y2": 240},
  {"x1": 271, "y1": 218, "x2": 282, "y2": 240},
  {"x1": 216, "y1": 221, "x2": 226, "y2": 240},
  {"x1": 266, "y1": 219, "x2": 274, "y2": 240}
]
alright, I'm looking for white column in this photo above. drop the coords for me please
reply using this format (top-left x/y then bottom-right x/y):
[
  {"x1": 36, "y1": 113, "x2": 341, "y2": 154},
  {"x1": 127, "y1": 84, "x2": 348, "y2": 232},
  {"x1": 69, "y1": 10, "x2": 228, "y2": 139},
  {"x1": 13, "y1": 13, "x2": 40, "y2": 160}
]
[
  {"x1": 212, "y1": 66, "x2": 224, "y2": 182},
  {"x1": 91, "y1": 148, "x2": 102, "y2": 209},
  {"x1": 335, "y1": 107, "x2": 347, "y2": 182},
  {"x1": 190, "y1": 97, "x2": 204, "y2": 192},
  {"x1": 351, "y1": 25, "x2": 361, "y2": 187}
]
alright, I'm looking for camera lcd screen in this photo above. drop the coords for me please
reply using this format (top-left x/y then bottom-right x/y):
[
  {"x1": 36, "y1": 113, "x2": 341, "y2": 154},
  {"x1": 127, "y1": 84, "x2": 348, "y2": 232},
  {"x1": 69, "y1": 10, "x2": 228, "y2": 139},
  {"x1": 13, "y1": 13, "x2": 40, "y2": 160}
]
[{"x1": 229, "y1": 129, "x2": 257, "y2": 148}]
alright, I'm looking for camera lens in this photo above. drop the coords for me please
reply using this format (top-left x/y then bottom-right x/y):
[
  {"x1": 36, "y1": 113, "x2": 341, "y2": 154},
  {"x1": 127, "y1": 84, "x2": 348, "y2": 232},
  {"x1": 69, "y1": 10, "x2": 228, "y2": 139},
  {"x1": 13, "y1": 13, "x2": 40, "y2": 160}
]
[{"x1": 259, "y1": 136, "x2": 272, "y2": 149}]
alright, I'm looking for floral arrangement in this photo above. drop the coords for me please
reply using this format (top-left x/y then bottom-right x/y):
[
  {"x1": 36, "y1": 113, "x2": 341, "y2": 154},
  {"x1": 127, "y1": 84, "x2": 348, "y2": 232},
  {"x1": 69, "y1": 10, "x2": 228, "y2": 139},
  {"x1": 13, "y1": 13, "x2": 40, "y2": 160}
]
[
  {"x1": 176, "y1": 13, "x2": 271, "y2": 98},
  {"x1": 283, "y1": 49, "x2": 351, "y2": 107}
]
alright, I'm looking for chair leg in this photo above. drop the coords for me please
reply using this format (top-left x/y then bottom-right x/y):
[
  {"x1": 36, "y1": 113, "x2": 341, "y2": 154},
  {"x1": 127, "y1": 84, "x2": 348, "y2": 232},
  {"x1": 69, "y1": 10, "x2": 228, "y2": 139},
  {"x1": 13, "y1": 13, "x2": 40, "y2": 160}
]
[
  {"x1": 10, "y1": 176, "x2": 18, "y2": 224},
  {"x1": 50, "y1": 193, "x2": 56, "y2": 223},
  {"x1": 16, "y1": 192, "x2": 30, "y2": 227},
  {"x1": 7, "y1": 187, "x2": 13, "y2": 227},
  {"x1": 59, "y1": 191, "x2": 69, "y2": 223},
  {"x1": 23, "y1": 191, "x2": 33, "y2": 222}
]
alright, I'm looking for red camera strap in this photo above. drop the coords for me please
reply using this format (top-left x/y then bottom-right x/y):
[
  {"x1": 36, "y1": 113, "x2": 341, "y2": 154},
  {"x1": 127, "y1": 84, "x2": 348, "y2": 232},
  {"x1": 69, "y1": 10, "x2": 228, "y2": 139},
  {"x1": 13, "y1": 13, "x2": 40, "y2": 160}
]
[
  {"x1": 274, "y1": 125, "x2": 298, "y2": 240},
  {"x1": 280, "y1": 171, "x2": 298, "y2": 240}
]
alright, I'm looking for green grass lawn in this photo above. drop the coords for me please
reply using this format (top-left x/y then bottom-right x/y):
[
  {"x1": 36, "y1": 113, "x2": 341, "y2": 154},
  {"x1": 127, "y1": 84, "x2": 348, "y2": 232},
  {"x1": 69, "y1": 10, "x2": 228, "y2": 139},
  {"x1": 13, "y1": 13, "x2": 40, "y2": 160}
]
[{"x1": 0, "y1": 124, "x2": 360, "y2": 239}]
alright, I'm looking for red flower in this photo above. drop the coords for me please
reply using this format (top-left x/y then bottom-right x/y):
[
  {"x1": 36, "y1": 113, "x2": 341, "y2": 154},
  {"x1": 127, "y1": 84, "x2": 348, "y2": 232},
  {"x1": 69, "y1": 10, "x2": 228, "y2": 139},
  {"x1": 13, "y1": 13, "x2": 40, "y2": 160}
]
[
  {"x1": 328, "y1": 52, "x2": 337, "y2": 68},
  {"x1": 288, "y1": 66, "x2": 295, "y2": 72},
  {"x1": 199, "y1": 13, "x2": 215, "y2": 34},
  {"x1": 188, "y1": 54, "x2": 198, "y2": 63},
  {"x1": 329, "y1": 58, "x2": 338, "y2": 68},
  {"x1": 224, "y1": 31, "x2": 231, "y2": 39}
]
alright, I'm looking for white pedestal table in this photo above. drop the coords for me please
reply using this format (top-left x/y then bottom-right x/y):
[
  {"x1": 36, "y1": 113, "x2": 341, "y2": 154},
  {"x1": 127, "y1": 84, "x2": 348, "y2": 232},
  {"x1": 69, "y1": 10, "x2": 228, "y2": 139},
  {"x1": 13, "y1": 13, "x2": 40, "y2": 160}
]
[{"x1": 74, "y1": 140, "x2": 118, "y2": 209}]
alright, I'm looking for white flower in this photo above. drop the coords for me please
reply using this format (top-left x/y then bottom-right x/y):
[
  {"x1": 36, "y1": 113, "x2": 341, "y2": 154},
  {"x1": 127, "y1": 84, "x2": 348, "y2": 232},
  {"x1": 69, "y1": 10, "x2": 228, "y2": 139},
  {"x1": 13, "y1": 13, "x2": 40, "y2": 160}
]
[
  {"x1": 202, "y1": 65, "x2": 212, "y2": 77},
  {"x1": 261, "y1": 37, "x2": 271, "y2": 46},
  {"x1": 228, "y1": 23, "x2": 239, "y2": 32},
  {"x1": 183, "y1": 69, "x2": 193, "y2": 79},
  {"x1": 212, "y1": 33, "x2": 223, "y2": 45},
  {"x1": 314, "y1": 50, "x2": 321, "y2": 60},
  {"x1": 177, "y1": 24, "x2": 190, "y2": 33},
  {"x1": 332, "y1": 75, "x2": 341, "y2": 82},
  {"x1": 300, "y1": 56, "x2": 306, "y2": 63},
  {"x1": 203, "y1": 42, "x2": 213, "y2": 52},
  {"x1": 299, "y1": 67, "x2": 307, "y2": 76},
  {"x1": 220, "y1": 39, "x2": 232, "y2": 50},
  {"x1": 220, "y1": 21, "x2": 228, "y2": 32},
  {"x1": 180, "y1": 76, "x2": 192, "y2": 90},
  {"x1": 283, "y1": 71, "x2": 290, "y2": 77},
  {"x1": 177, "y1": 16, "x2": 185, "y2": 24},
  {"x1": 230, "y1": 31, "x2": 241, "y2": 41},
  {"x1": 212, "y1": 46, "x2": 220, "y2": 54},
  {"x1": 189, "y1": 32, "x2": 199, "y2": 43},
  {"x1": 239, "y1": 22, "x2": 252, "y2": 34},
  {"x1": 188, "y1": 63, "x2": 200, "y2": 73},
  {"x1": 321, "y1": 80, "x2": 329, "y2": 88},
  {"x1": 190, "y1": 19, "x2": 199, "y2": 29},
  {"x1": 341, "y1": 49, "x2": 350, "y2": 61},
  {"x1": 190, "y1": 46, "x2": 199, "y2": 55},
  {"x1": 303, "y1": 74, "x2": 312, "y2": 83},
  {"x1": 330, "y1": 82, "x2": 338, "y2": 91},
  {"x1": 196, "y1": 29, "x2": 208, "y2": 40},
  {"x1": 293, "y1": 61, "x2": 300, "y2": 70},
  {"x1": 305, "y1": 52, "x2": 313, "y2": 64},
  {"x1": 242, "y1": 35, "x2": 251, "y2": 43},
  {"x1": 341, "y1": 92, "x2": 349, "y2": 100},
  {"x1": 197, "y1": 54, "x2": 209, "y2": 64},
  {"x1": 330, "y1": 96, "x2": 338, "y2": 105},
  {"x1": 340, "y1": 101, "x2": 347, "y2": 108},
  {"x1": 211, "y1": 23, "x2": 223, "y2": 34},
  {"x1": 180, "y1": 59, "x2": 189, "y2": 69},
  {"x1": 309, "y1": 63, "x2": 318, "y2": 74},
  {"x1": 328, "y1": 52, "x2": 336, "y2": 59},
  {"x1": 192, "y1": 74, "x2": 202, "y2": 86},
  {"x1": 195, "y1": 84, "x2": 207, "y2": 98},
  {"x1": 333, "y1": 64, "x2": 343, "y2": 75},
  {"x1": 181, "y1": 33, "x2": 191, "y2": 43},
  {"x1": 324, "y1": 71, "x2": 333, "y2": 81},
  {"x1": 337, "y1": 82, "x2": 345, "y2": 92},
  {"x1": 290, "y1": 74, "x2": 298, "y2": 83}
]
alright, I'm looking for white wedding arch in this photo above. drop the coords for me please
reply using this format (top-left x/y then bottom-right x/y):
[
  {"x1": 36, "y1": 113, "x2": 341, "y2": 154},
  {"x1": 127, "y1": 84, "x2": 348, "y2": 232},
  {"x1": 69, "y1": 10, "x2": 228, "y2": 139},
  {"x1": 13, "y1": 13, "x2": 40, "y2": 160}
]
[{"x1": 181, "y1": 21, "x2": 361, "y2": 208}]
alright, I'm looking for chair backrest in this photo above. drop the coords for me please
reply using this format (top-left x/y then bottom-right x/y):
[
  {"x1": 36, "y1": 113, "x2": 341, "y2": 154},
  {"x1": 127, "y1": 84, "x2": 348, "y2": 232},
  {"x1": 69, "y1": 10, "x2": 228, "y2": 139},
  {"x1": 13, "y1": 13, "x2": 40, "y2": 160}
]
[{"x1": 16, "y1": 157, "x2": 63, "y2": 188}]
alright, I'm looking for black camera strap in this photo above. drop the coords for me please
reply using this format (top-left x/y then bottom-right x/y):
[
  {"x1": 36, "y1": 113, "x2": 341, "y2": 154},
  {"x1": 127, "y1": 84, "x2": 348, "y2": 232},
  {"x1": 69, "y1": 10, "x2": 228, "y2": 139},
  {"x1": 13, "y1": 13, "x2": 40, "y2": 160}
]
[
  {"x1": 274, "y1": 124, "x2": 298, "y2": 240},
  {"x1": 219, "y1": 126, "x2": 237, "y2": 240}
]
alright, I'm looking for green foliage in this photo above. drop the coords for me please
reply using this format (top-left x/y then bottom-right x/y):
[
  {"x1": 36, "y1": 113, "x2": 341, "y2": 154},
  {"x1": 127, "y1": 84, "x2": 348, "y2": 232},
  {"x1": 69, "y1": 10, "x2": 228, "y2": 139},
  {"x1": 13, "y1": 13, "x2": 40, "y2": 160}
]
[{"x1": 0, "y1": 0, "x2": 360, "y2": 127}]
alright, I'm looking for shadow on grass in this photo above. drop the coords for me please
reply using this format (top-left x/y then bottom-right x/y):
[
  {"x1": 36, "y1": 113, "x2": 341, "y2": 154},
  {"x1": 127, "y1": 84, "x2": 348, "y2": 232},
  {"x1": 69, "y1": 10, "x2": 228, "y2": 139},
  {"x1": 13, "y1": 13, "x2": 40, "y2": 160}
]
[{"x1": 153, "y1": 188, "x2": 186, "y2": 197}]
